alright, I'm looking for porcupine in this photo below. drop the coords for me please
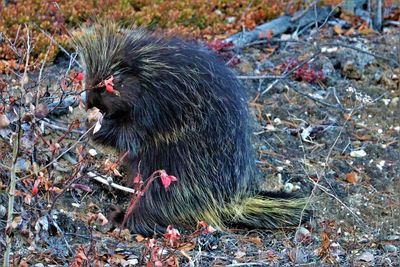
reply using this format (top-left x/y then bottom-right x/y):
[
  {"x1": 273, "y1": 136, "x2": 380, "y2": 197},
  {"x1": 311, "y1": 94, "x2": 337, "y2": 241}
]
[{"x1": 73, "y1": 22, "x2": 308, "y2": 236}]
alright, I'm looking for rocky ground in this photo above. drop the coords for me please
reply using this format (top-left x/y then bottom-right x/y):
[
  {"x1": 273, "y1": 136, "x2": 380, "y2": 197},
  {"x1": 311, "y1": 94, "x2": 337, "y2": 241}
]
[{"x1": 0, "y1": 20, "x2": 399, "y2": 267}]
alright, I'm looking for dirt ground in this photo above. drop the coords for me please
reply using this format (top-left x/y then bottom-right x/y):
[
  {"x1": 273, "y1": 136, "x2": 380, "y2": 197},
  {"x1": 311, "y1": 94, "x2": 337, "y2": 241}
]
[{"x1": 0, "y1": 22, "x2": 399, "y2": 266}]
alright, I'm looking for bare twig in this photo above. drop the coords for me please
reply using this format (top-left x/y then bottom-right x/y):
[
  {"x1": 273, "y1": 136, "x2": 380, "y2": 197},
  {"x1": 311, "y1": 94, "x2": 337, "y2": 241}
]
[
  {"x1": 33, "y1": 24, "x2": 82, "y2": 68},
  {"x1": 35, "y1": 46, "x2": 50, "y2": 107},
  {"x1": 318, "y1": 1, "x2": 344, "y2": 31},
  {"x1": 306, "y1": 171, "x2": 362, "y2": 222},
  {"x1": 237, "y1": 74, "x2": 283, "y2": 80},
  {"x1": 49, "y1": 164, "x2": 85, "y2": 211},
  {"x1": 226, "y1": 263, "x2": 268, "y2": 267},
  {"x1": 324, "y1": 109, "x2": 354, "y2": 166},
  {"x1": 284, "y1": 81, "x2": 343, "y2": 110},
  {"x1": 240, "y1": 0, "x2": 254, "y2": 33},
  {"x1": 47, "y1": 215, "x2": 74, "y2": 255},
  {"x1": 32, "y1": 46, "x2": 51, "y2": 175},
  {"x1": 42, "y1": 120, "x2": 85, "y2": 135},
  {"x1": 290, "y1": 1, "x2": 318, "y2": 22}
]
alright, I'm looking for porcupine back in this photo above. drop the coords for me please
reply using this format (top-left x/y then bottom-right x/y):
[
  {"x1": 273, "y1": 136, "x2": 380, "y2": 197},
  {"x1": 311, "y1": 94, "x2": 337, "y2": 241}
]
[{"x1": 73, "y1": 22, "x2": 308, "y2": 236}]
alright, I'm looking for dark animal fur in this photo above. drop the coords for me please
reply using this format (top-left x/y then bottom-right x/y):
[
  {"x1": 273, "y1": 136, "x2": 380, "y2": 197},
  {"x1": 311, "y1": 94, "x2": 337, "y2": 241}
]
[{"x1": 73, "y1": 23, "x2": 308, "y2": 236}]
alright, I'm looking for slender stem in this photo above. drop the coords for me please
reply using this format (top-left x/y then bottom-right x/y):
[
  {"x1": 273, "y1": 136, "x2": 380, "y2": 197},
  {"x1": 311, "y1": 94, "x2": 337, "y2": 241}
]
[{"x1": 3, "y1": 133, "x2": 19, "y2": 266}]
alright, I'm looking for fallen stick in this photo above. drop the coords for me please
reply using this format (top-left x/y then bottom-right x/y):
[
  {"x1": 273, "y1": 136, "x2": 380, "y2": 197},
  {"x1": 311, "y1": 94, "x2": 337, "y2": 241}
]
[
  {"x1": 225, "y1": 6, "x2": 335, "y2": 48},
  {"x1": 225, "y1": 15, "x2": 292, "y2": 47},
  {"x1": 87, "y1": 171, "x2": 135, "y2": 194}
]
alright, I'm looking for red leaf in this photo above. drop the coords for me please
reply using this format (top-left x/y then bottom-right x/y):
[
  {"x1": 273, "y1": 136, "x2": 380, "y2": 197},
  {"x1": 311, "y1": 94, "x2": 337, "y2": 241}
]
[
  {"x1": 163, "y1": 225, "x2": 181, "y2": 246},
  {"x1": 160, "y1": 170, "x2": 178, "y2": 189},
  {"x1": 32, "y1": 179, "x2": 40, "y2": 195},
  {"x1": 76, "y1": 72, "x2": 84, "y2": 81},
  {"x1": 133, "y1": 174, "x2": 141, "y2": 184}
]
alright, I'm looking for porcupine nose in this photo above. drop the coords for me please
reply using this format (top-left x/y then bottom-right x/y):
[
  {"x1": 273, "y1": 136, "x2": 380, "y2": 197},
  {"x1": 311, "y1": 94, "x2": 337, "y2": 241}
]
[{"x1": 86, "y1": 91, "x2": 107, "y2": 114}]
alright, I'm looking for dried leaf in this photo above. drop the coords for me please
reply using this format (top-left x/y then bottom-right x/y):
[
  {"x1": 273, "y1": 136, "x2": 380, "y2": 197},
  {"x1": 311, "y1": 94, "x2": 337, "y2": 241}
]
[
  {"x1": 352, "y1": 134, "x2": 373, "y2": 141},
  {"x1": 248, "y1": 236, "x2": 263, "y2": 246},
  {"x1": 0, "y1": 114, "x2": 10, "y2": 128},
  {"x1": 343, "y1": 113, "x2": 352, "y2": 121},
  {"x1": 235, "y1": 250, "x2": 246, "y2": 258},
  {"x1": 315, "y1": 232, "x2": 332, "y2": 260},
  {"x1": 49, "y1": 186, "x2": 62, "y2": 193},
  {"x1": 333, "y1": 25, "x2": 344, "y2": 35},
  {"x1": 87, "y1": 107, "x2": 103, "y2": 125},
  {"x1": 345, "y1": 27, "x2": 355, "y2": 36},
  {"x1": 179, "y1": 241, "x2": 196, "y2": 251},
  {"x1": 24, "y1": 194, "x2": 32, "y2": 205},
  {"x1": 113, "y1": 168, "x2": 122, "y2": 177},
  {"x1": 11, "y1": 216, "x2": 22, "y2": 229},
  {"x1": 358, "y1": 23, "x2": 375, "y2": 35},
  {"x1": 18, "y1": 258, "x2": 29, "y2": 267},
  {"x1": 96, "y1": 212, "x2": 109, "y2": 225},
  {"x1": 346, "y1": 172, "x2": 359, "y2": 184},
  {"x1": 71, "y1": 183, "x2": 93, "y2": 192},
  {"x1": 35, "y1": 103, "x2": 49, "y2": 119},
  {"x1": 0, "y1": 78, "x2": 7, "y2": 92},
  {"x1": 93, "y1": 119, "x2": 102, "y2": 134},
  {"x1": 136, "y1": 234, "x2": 146, "y2": 242}
]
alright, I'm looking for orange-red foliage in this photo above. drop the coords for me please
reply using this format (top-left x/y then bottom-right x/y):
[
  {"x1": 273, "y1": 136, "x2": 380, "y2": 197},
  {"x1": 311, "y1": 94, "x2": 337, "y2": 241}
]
[{"x1": 0, "y1": 0, "x2": 382, "y2": 73}]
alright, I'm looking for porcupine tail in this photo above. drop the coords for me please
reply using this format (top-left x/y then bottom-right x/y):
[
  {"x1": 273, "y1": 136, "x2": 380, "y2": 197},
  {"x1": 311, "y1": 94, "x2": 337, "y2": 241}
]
[{"x1": 225, "y1": 192, "x2": 309, "y2": 229}]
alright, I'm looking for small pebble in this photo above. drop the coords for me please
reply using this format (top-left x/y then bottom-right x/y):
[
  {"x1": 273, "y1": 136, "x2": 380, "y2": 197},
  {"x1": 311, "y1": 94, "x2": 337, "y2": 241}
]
[
  {"x1": 235, "y1": 250, "x2": 246, "y2": 258},
  {"x1": 226, "y1": 16, "x2": 236, "y2": 23},
  {"x1": 376, "y1": 160, "x2": 385, "y2": 171},
  {"x1": 88, "y1": 149, "x2": 98, "y2": 156},
  {"x1": 350, "y1": 150, "x2": 367, "y2": 158},
  {"x1": 357, "y1": 251, "x2": 374, "y2": 262},
  {"x1": 265, "y1": 124, "x2": 275, "y2": 131},
  {"x1": 276, "y1": 166, "x2": 284, "y2": 172},
  {"x1": 214, "y1": 9, "x2": 222, "y2": 16},
  {"x1": 283, "y1": 182, "x2": 294, "y2": 193},
  {"x1": 390, "y1": 97, "x2": 399, "y2": 107},
  {"x1": 127, "y1": 259, "x2": 139, "y2": 265},
  {"x1": 295, "y1": 227, "x2": 311, "y2": 243},
  {"x1": 293, "y1": 184, "x2": 301, "y2": 191},
  {"x1": 383, "y1": 244, "x2": 397, "y2": 253},
  {"x1": 0, "y1": 114, "x2": 10, "y2": 128},
  {"x1": 0, "y1": 205, "x2": 6, "y2": 218},
  {"x1": 273, "y1": 118, "x2": 282, "y2": 125}
]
